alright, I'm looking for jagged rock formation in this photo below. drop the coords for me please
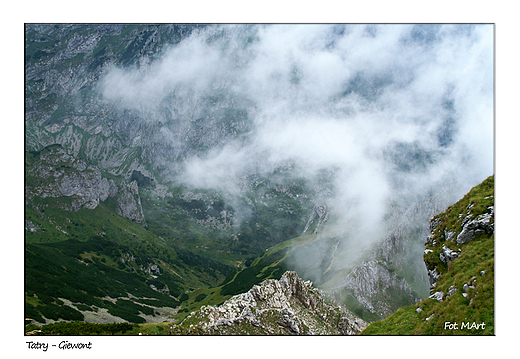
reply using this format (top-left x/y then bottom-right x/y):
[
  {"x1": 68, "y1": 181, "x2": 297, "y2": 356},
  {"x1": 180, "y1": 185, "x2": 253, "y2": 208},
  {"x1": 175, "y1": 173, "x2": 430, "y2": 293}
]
[
  {"x1": 439, "y1": 245, "x2": 459, "y2": 265},
  {"x1": 182, "y1": 271, "x2": 367, "y2": 335},
  {"x1": 25, "y1": 144, "x2": 145, "y2": 224},
  {"x1": 456, "y1": 208, "x2": 494, "y2": 245},
  {"x1": 338, "y1": 260, "x2": 419, "y2": 318}
]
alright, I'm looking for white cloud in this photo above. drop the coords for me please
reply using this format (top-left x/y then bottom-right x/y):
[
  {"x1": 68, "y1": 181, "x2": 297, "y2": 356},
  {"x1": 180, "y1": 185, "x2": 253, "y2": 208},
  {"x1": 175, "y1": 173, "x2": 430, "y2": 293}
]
[{"x1": 98, "y1": 24, "x2": 494, "y2": 240}]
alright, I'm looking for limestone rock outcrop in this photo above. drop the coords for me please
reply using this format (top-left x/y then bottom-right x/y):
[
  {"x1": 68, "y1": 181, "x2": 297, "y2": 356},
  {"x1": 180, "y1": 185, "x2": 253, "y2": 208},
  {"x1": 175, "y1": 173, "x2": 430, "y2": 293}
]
[
  {"x1": 182, "y1": 271, "x2": 367, "y2": 335},
  {"x1": 337, "y1": 260, "x2": 419, "y2": 319},
  {"x1": 456, "y1": 208, "x2": 494, "y2": 244},
  {"x1": 302, "y1": 204, "x2": 328, "y2": 234},
  {"x1": 26, "y1": 145, "x2": 117, "y2": 211}
]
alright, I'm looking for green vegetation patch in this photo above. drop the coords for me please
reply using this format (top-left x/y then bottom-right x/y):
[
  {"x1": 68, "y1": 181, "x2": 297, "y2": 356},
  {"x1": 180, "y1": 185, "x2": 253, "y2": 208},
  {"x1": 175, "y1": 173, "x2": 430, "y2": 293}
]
[
  {"x1": 26, "y1": 322, "x2": 137, "y2": 335},
  {"x1": 220, "y1": 247, "x2": 289, "y2": 296},
  {"x1": 25, "y1": 238, "x2": 183, "y2": 323}
]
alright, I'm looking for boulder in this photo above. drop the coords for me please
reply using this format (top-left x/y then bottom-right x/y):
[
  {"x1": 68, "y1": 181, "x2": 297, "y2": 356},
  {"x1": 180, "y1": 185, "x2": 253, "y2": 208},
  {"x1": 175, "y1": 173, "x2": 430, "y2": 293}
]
[
  {"x1": 439, "y1": 245, "x2": 459, "y2": 265},
  {"x1": 456, "y1": 208, "x2": 494, "y2": 244},
  {"x1": 429, "y1": 291, "x2": 443, "y2": 302}
]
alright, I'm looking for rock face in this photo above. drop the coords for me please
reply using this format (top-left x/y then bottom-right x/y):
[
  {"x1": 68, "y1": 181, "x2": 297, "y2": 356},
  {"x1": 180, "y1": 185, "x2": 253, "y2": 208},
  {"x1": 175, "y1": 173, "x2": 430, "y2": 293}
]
[
  {"x1": 439, "y1": 245, "x2": 459, "y2": 265},
  {"x1": 303, "y1": 204, "x2": 328, "y2": 234},
  {"x1": 360, "y1": 176, "x2": 495, "y2": 335},
  {"x1": 24, "y1": 24, "x2": 245, "y2": 181},
  {"x1": 26, "y1": 144, "x2": 145, "y2": 224},
  {"x1": 26, "y1": 145, "x2": 118, "y2": 211},
  {"x1": 183, "y1": 271, "x2": 367, "y2": 335},
  {"x1": 116, "y1": 181, "x2": 146, "y2": 225},
  {"x1": 323, "y1": 185, "x2": 456, "y2": 321},
  {"x1": 337, "y1": 260, "x2": 419, "y2": 318}
]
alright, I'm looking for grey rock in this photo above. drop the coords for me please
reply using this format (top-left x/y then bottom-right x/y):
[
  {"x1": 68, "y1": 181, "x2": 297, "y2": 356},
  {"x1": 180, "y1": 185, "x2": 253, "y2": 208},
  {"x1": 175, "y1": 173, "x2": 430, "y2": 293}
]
[
  {"x1": 456, "y1": 210, "x2": 494, "y2": 244},
  {"x1": 445, "y1": 230, "x2": 455, "y2": 242},
  {"x1": 439, "y1": 245, "x2": 459, "y2": 265},
  {"x1": 338, "y1": 260, "x2": 420, "y2": 319},
  {"x1": 26, "y1": 145, "x2": 118, "y2": 211},
  {"x1": 429, "y1": 291, "x2": 443, "y2": 302},
  {"x1": 461, "y1": 215, "x2": 473, "y2": 226},
  {"x1": 26, "y1": 145, "x2": 146, "y2": 225},
  {"x1": 302, "y1": 204, "x2": 328, "y2": 234},
  {"x1": 447, "y1": 285, "x2": 457, "y2": 297},
  {"x1": 116, "y1": 180, "x2": 146, "y2": 225},
  {"x1": 277, "y1": 307, "x2": 300, "y2": 334},
  {"x1": 430, "y1": 217, "x2": 442, "y2": 232},
  {"x1": 25, "y1": 220, "x2": 40, "y2": 233},
  {"x1": 141, "y1": 263, "x2": 161, "y2": 275},
  {"x1": 428, "y1": 267, "x2": 441, "y2": 287},
  {"x1": 183, "y1": 271, "x2": 368, "y2": 335}
]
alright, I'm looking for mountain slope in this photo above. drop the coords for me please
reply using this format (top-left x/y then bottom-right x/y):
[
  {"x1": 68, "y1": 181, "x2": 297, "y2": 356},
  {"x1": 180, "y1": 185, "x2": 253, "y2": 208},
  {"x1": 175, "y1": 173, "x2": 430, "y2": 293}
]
[
  {"x1": 24, "y1": 145, "x2": 235, "y2": 325},
  {"x1": 360, "y1": 175, "x2": 494, "y2": 335}
]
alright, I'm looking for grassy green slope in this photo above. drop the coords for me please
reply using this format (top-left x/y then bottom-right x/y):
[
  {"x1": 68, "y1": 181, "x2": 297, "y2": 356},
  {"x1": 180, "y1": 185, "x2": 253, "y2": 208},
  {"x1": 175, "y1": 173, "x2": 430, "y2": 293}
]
[
  {"x1": 25, "y1": 194, "x2": 233, "y2": 325},
  {"x1": 25, "y1": 238, "x2": 180, "y2": 324},
  {"x1": 360, "y1": 175, "x2": 494, "y2": 335}
]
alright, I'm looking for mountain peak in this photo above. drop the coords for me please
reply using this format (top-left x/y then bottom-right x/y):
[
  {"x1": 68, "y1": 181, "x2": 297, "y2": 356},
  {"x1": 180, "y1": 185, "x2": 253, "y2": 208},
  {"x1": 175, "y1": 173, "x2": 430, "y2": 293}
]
[{"x1": 180, "y1": 271, "x2": 367, "y2": 335}]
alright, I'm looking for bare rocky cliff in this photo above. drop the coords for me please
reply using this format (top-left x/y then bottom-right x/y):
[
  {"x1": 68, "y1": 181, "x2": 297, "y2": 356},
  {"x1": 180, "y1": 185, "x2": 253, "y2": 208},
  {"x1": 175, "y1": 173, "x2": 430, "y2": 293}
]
[
  {"x1": 116, "y1": 180, "x2": 146, "y2": 225},
  {"x1": 25, "y1": 144, "x2": 145, "y2": 224},
  {"x1": 331, "y1": 186, "x2": 456, "y2": 319}
]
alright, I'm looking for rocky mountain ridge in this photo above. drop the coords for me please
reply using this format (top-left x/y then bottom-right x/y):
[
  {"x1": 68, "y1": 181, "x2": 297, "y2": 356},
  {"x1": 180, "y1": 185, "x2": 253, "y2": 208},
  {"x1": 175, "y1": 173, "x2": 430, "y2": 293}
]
[
  {"x1": 180, "y1": 271, "x2": 367, "y2": 335},
  {"x1": 207, "y1": 183, "x2": 460, "y2": 323},
  {"x1": 25, "y1": 24, "x2": 245, "y2": 182}
]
